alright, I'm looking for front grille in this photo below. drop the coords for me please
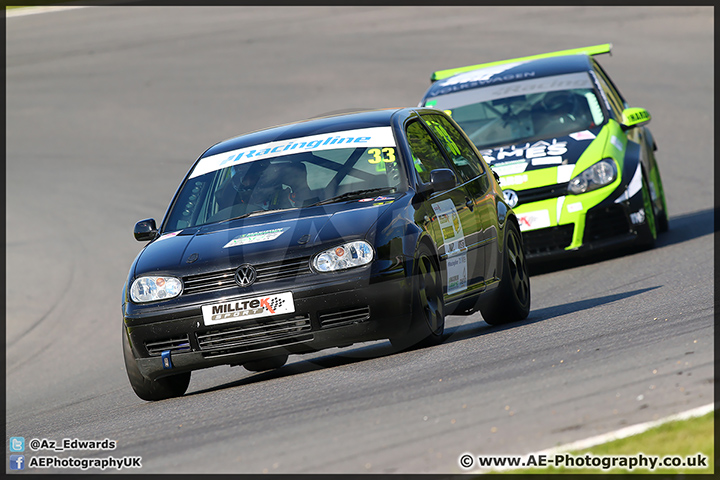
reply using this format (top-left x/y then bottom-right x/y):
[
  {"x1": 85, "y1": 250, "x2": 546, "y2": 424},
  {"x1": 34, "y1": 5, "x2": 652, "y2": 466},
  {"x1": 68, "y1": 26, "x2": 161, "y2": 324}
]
[
  {"x1": 584, "y1": 205, "x2": 630, "y2": 243},
  {"x1": 145, "y1": 335, "x2": 191, "y2": 356},
  {"x1": 183, "y1": 257, "x2": 312, "y2": 295},
  {"x1": 514, "y1": 182, "x2": 569, "y2": 207},
  {"x1": 196, "y1": 315, "x2": 312, "y2": 356},
  {"x1": 319, "y1": 306, "x2": 371, "y2": 329},
  {"x1": 522, "y1": 224, "x2": 574, "y2": 256}
]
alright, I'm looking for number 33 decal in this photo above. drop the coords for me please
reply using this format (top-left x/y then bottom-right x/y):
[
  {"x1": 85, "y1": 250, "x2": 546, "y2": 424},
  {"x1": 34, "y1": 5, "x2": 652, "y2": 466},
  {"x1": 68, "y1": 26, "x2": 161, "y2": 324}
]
[{"x1": 368, "y1": 147, "x2": 396, "y2": 164}]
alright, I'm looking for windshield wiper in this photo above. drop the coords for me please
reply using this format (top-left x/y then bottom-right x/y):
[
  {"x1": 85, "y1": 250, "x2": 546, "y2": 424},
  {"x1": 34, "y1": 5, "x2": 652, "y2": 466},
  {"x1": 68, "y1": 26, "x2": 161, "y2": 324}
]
[{"x1": 308, "y1": 187, "x2": 394, "y2": 207}]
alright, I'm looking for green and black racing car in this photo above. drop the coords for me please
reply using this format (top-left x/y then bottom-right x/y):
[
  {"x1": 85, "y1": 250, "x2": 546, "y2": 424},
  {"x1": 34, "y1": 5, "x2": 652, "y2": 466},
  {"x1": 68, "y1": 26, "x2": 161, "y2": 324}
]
[{"x1": 419, "y1": 44, "x2": 668, "y2": 261}]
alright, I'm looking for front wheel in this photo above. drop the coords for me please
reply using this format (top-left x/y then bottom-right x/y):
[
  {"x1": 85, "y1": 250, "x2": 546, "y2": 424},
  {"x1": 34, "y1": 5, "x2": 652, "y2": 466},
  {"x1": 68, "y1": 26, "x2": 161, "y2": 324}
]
[
  {"x1": 390, "y1": 244, "x2": 445, "y2": 350},
  {"x1": 637, "y1": 173, "x2": 658, "y2": 248},
  {"x1": 480, "y1": 221, "x2": 530, "y2": 326},
  {"x1": 123, "y1": 327, "x2": 190, "y2": 401}
]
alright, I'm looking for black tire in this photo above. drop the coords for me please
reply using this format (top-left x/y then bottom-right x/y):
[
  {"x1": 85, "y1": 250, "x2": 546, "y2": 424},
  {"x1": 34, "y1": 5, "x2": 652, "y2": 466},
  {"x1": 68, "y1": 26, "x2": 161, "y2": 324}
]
[
  {"x1": 390, "y1": 244, "x2": 445, "y2": 350},
  {"x1": 243, "y1": 355, "x2": 288, "y2": 372},
  {"x1": 637, "y1": 173, "x2": 658, "y2": 248},
  {"x1": 654, "y1": 170, "x2": 669, "y2": 233},
  {"x1": 122, "y1": 327, "x2": 190, "y2": 401},
  {"x1": 480, "y1": 221, "x2": 530, "y2": 326}
]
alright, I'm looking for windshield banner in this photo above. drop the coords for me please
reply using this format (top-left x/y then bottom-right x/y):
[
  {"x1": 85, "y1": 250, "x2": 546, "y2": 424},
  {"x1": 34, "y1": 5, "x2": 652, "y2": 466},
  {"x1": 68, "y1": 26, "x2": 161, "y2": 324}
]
[
  {"x1": 190, "y1": 126, "x2": 397, "y2": 178},
  {"x1": 426, "y1": 72, "x2": 593, "y2": 110}
]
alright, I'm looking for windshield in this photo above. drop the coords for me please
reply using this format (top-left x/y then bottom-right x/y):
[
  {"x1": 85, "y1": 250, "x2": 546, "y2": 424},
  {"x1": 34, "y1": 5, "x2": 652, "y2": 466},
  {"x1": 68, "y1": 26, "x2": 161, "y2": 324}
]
[
  {"x1": 425, "y1": 72, "x2": 606, "y2": 150},
  {"x1": 164, "y1": 127, "x2": 404, "y2": 231}
]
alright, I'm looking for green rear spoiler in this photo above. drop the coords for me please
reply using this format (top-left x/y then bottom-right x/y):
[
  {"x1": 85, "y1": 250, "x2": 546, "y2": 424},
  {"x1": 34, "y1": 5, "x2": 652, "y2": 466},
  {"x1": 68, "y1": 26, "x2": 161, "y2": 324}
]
[{"x1": 430, "y1": 43, "x2": 612, "y2": 82}]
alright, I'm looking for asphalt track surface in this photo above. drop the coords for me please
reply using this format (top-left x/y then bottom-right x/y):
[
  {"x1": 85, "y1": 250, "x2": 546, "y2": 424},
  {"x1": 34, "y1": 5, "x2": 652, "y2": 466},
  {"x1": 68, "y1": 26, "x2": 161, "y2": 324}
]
[{"x1": 6, "y1": 6, "x2": 714, "y2": 474}]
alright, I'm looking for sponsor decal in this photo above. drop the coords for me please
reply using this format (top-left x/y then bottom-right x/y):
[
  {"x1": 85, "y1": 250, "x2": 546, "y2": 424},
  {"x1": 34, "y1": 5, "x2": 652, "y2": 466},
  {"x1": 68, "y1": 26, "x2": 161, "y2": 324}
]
[
  {"x1": 190, "y1": 127, "x2": 397, "y2": 179},
  {"x1": 499, "y1": 174, "x2": 528, "y2": 187},
  {"x1": 610, "y1": 135, "x2": 624, "y2": 152},
  {"x1": 490, "y1": 160, "x2": 528, "y2": 177},
  {"x1": 223, "y1": 227, "x2": 290, "y2": 248},
  {"x1": 626, "y1": 109, "x2": 650, "y2": 123},
  {"x1": 557, "y1": 164, "x2": 576, "y2": 183},
  {"x1": 427, "y1": 71, "x2": 592, "y2": 105},
  {"x1": 517, "y1": 209, "x2": 551, "y2": 231},
  {"x1": 481, "y1": 139, "x2": 567, "y2": 164},
  {"x1": 446, "y1": 254, "x2": 468, "y2": 296},
  {"x1": 532, "y1": 156, "x2": 563, "y2": 166},
  {"x1": 569, "y1": 130, "x2": 596, "y2": 141},
  {"x1": 566, "y1": 202, "x2": 583, "y2": 213},
  {"x1": 202, "y1": 292, "x2": 295, "y2": 325},
  {"x1": 432, "y1": 199, "x2": 467, "y2": 294}
]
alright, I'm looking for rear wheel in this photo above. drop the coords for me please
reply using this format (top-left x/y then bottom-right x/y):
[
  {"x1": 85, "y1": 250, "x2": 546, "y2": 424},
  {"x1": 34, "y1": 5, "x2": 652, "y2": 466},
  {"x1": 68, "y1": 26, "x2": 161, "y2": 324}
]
[
  {"x1": 123, "y1": 327, "x2": 190, "y2": 401},
  {"x1": 390, "y1": 244, "x2": 444, "y2": 350},
  {"x1": 480, "y1": 221, "x2": 530, "y2": 326}
]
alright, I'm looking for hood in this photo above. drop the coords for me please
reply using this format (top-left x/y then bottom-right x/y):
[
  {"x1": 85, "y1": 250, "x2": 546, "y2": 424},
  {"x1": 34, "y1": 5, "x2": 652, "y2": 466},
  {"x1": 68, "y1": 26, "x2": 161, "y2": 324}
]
[
  {"x1": 133, "y1": 196, "x2": 401, "y2": 277},
  {"x1": 479, "y1": 127, "x2": 606, "y2": 180}
]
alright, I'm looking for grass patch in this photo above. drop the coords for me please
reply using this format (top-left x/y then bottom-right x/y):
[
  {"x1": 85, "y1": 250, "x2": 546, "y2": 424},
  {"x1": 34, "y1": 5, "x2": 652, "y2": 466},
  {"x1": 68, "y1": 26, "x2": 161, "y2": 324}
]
[{"x1": 498, "y1": 411, "x2": 713, "y2": 474}]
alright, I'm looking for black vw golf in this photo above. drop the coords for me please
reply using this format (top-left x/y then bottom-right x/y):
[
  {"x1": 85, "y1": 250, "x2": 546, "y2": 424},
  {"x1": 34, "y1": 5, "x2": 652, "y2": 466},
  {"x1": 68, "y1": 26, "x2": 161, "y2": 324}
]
[{"x1": 123, "y1": 108, "x2": 530, "y2": 400}]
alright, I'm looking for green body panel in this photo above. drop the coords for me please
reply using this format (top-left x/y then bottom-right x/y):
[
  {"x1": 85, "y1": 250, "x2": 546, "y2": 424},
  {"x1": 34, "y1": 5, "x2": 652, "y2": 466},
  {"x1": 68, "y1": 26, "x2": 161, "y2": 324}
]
[
  {"x1": 498, "y1": 121, "x2": 628, "y2": 250},
  {"x1": 431, "y1": 44, "x2": 612, "y2": 82}
]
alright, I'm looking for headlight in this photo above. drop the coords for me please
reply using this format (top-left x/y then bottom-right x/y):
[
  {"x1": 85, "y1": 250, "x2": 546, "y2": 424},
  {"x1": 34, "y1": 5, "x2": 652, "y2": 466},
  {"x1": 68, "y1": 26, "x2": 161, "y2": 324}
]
[
  {"x1": 568, "y1": 159, "x2": 618, "y2": 195},
  {"x1": 130, "y1": 276, "x2": 183, "y2": 303},
  {"x1": 313, "y1": 241, "x2": 374, "y2": 272}
]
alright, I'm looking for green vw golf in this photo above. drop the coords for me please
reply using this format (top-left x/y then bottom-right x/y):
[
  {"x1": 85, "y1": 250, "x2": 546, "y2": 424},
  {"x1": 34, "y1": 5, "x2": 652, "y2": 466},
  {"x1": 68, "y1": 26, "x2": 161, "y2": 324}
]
[{"x1": 419, "y1": 44, "x2": 668, "y2": 260}]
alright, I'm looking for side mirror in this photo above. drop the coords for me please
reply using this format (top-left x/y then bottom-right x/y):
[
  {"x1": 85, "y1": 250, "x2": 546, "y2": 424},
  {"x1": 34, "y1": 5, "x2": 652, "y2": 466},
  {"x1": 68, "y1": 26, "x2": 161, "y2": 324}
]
[
  {"x1": 134, "y1": 218, "x2": 157, "y2": 242},
  {"x1": 621, "y1": 107, "x2": 651, "y2": 130},
  {"x1": 429, "y1": 168, "x2": 457, "y2": 192}
]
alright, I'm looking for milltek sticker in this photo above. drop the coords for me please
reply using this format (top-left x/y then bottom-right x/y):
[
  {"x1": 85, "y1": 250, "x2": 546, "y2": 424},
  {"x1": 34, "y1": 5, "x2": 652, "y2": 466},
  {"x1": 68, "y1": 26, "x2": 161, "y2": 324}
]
[
  {"x1": 223, "y1": 227, "x2": 290, "y2": 248},
  {"x1": 202, "y1": 292, "x2": 295, "y2": 326},
  {"x1": 190, "y1": 127, "x2": 397, "y2": 178}
]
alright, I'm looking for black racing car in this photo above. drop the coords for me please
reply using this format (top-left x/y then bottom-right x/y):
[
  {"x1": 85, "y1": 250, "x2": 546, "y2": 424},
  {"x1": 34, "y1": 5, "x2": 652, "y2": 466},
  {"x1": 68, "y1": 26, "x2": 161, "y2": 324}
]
[{"x1": 123, "y1": 108, "x2": 530, "y2": 400}]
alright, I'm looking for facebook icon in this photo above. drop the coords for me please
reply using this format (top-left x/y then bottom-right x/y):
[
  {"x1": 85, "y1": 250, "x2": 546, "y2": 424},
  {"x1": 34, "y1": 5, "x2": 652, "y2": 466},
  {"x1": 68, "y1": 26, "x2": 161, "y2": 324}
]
[{"x1": 10, "y1": 455, "x2": 25, "y2": 470}]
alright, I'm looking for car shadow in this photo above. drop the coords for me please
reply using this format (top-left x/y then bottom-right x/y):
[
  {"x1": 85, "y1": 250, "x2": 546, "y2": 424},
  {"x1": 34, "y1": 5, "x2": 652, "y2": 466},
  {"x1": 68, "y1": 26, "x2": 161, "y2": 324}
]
[
  {"x1": 187, "y1": 286, "x2": 661, "y2": 397},
  {"x1": 529, "y1": 208, "x2": 715, "y2": 275}
]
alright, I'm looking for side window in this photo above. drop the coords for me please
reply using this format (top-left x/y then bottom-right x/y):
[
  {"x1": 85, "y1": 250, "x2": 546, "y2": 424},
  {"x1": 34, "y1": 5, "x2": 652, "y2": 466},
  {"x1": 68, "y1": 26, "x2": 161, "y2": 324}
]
[
  {"x1": 422, "y1": 114, "x2": 484, "y2": 182},
  {"x1": 406, "y1": 120, "x2": 450, "y2": 183}
]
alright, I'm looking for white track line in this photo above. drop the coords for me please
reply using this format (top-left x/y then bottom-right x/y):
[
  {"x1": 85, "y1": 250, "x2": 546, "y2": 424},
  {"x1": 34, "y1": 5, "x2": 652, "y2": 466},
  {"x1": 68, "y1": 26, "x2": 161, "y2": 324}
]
[{"x1": 471, "y1": 402, "x2": 715, "y2": 473}]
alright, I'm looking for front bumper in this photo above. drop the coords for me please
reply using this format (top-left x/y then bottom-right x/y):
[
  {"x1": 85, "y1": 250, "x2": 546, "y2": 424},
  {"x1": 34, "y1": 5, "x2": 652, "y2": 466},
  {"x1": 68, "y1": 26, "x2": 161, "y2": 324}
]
[
  {"x1": 519, "y1": 186, "x2": 648, "y2": 261},
  {"x1": 124, "y1": 268, "x2": 413, "y2": 380}
]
